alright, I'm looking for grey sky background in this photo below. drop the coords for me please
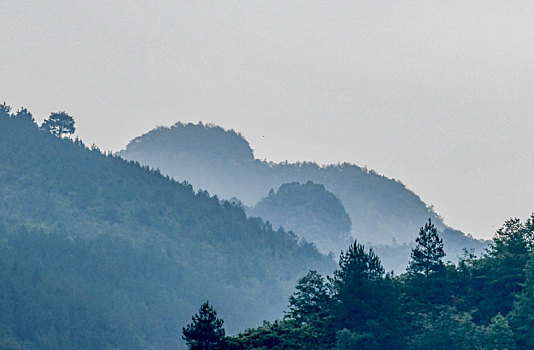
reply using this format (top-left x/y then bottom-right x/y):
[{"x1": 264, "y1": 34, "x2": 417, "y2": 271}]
[{"x1": 1, "y1": 1, "x2": 533, "y2": 239}]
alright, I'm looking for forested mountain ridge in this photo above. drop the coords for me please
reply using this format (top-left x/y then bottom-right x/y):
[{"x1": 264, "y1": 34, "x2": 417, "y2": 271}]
[
  {"x1": 119, "y1": 122, "x2": 487, "y2": 249},
  {"x1": 0, "y1": 105, "x2": 334, "y2": 349}
]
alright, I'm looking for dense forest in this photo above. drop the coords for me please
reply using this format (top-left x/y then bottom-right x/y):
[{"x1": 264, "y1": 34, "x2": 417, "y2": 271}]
[
  {"x1": 0, "y1": 104, "x2": 334, "y2": 349},
  {"x1": 119, "y1": 123, "x2": 487, "y2": 269},
  {"x1": 1, "y1": 103, "x2": 526, "y2": 350},
  {"x1": 183, "y1": 215, "x2": 534, "y2": 349}
]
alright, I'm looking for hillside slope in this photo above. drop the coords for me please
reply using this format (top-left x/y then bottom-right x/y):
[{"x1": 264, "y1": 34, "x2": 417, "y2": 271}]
[
  {"x1": 0, "y1": 106, "x2": 333, "y2": 349},
  {"x1": 119, "y1": 122, "x2": 483, "y2": 248}
]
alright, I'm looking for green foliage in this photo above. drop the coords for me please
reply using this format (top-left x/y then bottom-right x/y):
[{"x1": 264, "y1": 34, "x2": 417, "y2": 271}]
[
  {"x1": 0, "y1": 104, "x2": 334, "y2": 349},
  {"x1": 408, "y1": 306, "x2": 477, "y2": 350},
  {"x1": 41, "y1": 111, "x2": 75, "y2": 137},
  {"x1": 182, "y1": 302, "x2": 225, "y2": 350},
  {"x1": 286, "y1": 270, "x2": 330, "y2": 326},
  {"x1": 231, "y1": 320, "x2": 328, "y2": 350},
  {"x1": 469, "y1": 216, "x2": 534, "y2": 323},
  {"x1": 3, "y1": 102, "x2": 533, "y2": 349},
  {"x1": 476, "y1": 314, "x2": 515, "y2": 350},
  {"x1": 227, "y1": 216, "x2": 534, "y2": 349},
  {"x1": 408, "y1": 219, "x2": 445, "y2": 277},
  {"x1": 335, "y1": 328, "x2": 375, "y2": 350},
  {"x1": 507, "y1": 217, "x2": 534, "y2": 348},
  {"x1": 328, "y1": 241, "x2": 404, "y2": 349}
]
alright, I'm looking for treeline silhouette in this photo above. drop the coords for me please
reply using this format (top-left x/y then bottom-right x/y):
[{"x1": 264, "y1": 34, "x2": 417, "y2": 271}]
[
  {"x1": 185, "y1": 216, "x2": 534, "y2": 349},
  {"x1": 0, "y1": 103, "x2": 333, "y2": 349},
  {"x1": 119, "y1": 122, "x2": 447, "y2": 245},
  {"x1": 120, "y1": 122, "x2": 488, "y2": 269}
]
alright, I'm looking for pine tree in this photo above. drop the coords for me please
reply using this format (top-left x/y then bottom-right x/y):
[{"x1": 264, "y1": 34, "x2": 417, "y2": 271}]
[
  {"x1": 182, "y1": 301, "x2": 226, "y2": 350},
  {"x1": 329, "y1": 241, "x2": 404, "y2": 349},
  {"x1": 472, "y1": 215, "x2": 534, "y2": 323},
  {"x1": 408, "y1": 219, "x2": 445, "y2": 277},
  {"x1": 285, "y1": 270, "x2": 334, "y2": 348},
  {"x1": 286, "y1": 270, "x2": 330, "y2": 326},
  {"x1": 41, "y1": 111, "x2": 75, "y2": 138}
]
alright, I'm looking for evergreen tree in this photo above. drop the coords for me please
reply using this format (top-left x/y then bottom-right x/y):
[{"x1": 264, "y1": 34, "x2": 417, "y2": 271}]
[
  {"x1": 471, "y1": 215, "x2": 534, "y2": 323},
  {"x1": 286, "y1": 270, "x2": 330, "y2": 326},
  {"x1": 408, "y1": 219, "x2": 445, "y2": 277},
  {"x1": 285, "y1": 270, "x2": 333, "y2": 348},
  {"x1": 183, "y1": 301, "x2": 226, "y2": 350},
  {"x1": 507, "y1": 218, "x2": 534, "y2": 348},
  {"x1": 329, "y1": 241, "x2": 404, "y2": 349},
  {"x1": 476, "y1": 313, "x2": 515, "y2": 350},
  {"x1": 41, "y1": 111, "x2": 75, "y2": 137},
  {"x1": 408, "y1": 306, "x2": 476, "y2": 350}
]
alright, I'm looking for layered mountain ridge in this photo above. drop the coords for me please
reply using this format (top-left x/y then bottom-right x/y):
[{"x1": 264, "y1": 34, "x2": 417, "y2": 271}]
[{"x1": 119, "y1": 122, "x2": 488, "y2": 264}]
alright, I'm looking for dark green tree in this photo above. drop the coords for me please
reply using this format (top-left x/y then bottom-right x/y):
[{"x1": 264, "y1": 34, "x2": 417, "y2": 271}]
[
  {"x1": 471, "y1": 215, "x2": 534, "y2": 323},
  {"x1": 329, "y1": 241, "x2": 404, "y2": 349},
  {"x1": 284, "y1": 270, "x2": 333, "y2": 348},
  {"x1": 505, "y1": 215, "x2": 534, "y2": 348},
  {"x1": 408, "y1": 219, "x2": 445, "y2": 277},
  {"x1": 476, "y1": 313, "x2": 515, "y2": 350},
  {"x1": 183, "y1": 301, "x2": 226, "y2": 350},
  {"x1": 286, "y1": 270, "x2": 330, "y2": 326},
  {"x1": 408, "y1": 306, "x2": 476, "y2": 350},
  {"x1": 41, "y1": 111, "x2": 75, "y2": 137}
]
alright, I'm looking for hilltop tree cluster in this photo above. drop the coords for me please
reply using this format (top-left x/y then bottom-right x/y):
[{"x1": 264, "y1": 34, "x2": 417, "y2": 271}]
[{"x1": 185, "y1": 216, "x2": 534, "y2": 349}]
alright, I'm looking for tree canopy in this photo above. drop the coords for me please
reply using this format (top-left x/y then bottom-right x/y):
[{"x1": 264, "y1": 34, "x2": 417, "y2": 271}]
[
  {"x1": 183, "y1": 302, "x2": 226, "y2": 350},
  {"x1": 0, "y1": 103, "x2": 334, "y2": 349},
  {"x1": 216, "y1": 215, "x2": 534, "y2": 349},
  {"x1": 41, "y1": 111, "x2": 75, "y2": 137},
  {"x1": 408, "y1": 219, "x2": 445, "y2": 277}
]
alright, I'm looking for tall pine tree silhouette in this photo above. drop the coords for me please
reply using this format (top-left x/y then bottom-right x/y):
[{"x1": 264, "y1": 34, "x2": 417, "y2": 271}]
[
  {"x1": 408, "y1": 219, "x2": 445, "y2": 277},
  {"x1": 182, "y1": 301, "x2": 226, "y2": 350}
]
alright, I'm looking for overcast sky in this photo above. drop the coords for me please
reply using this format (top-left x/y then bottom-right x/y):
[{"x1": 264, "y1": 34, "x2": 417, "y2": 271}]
[{"x1": 2, "y1": 1, "x2": 533, "y2": 239}]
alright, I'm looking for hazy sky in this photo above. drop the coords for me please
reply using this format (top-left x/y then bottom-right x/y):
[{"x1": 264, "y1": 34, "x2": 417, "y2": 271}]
[{"x1": 2, "y1": 1, "x2": 533, "y2": 239}]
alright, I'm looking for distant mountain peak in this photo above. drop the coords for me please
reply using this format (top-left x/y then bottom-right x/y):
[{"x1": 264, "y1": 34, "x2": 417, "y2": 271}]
[
  {"x1": 248, "y1": 181, "x2": 353, "y2": 255},
  {"x1": 121, "y1": 121, "x2": 254, "y2": 162}
]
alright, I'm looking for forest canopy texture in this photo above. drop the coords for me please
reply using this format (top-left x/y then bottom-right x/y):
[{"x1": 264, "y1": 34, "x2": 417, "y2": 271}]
[
  {"x1": 185, "y1": 216, "x2": 534, "y2": 350},
  {"x1": 1, "y1": 103, "x2": 530, "y2": 350},
  {"x1": 0, "y1": 104, "x2": 333, "y2": 349}
]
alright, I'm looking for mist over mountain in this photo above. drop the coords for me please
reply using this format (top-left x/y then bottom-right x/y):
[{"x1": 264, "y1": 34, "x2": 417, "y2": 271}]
[
  {"x1": 248, "y1": 181, "x2": 353, "y2": 256},
  {"x1": 119, "y1": 122, "x2": 488, "y2": 265},
  {"x1": 0, "y1": 106, "x2": 333, "y2": 349}
]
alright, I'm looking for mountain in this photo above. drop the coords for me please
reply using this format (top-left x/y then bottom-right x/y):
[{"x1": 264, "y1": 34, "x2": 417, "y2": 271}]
[
  {"x1": 119, "y1": 122, "x2": 487, "y2": 251},
  {"x1": 0, "y1": 105, "x2": 334, "y2": 349},
  {"x1": 248, "y1": 181, "x2": 488, "y2": 272},
  {"x1": 247, "y1": 181, "x2": 352, "y2": 256}
]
